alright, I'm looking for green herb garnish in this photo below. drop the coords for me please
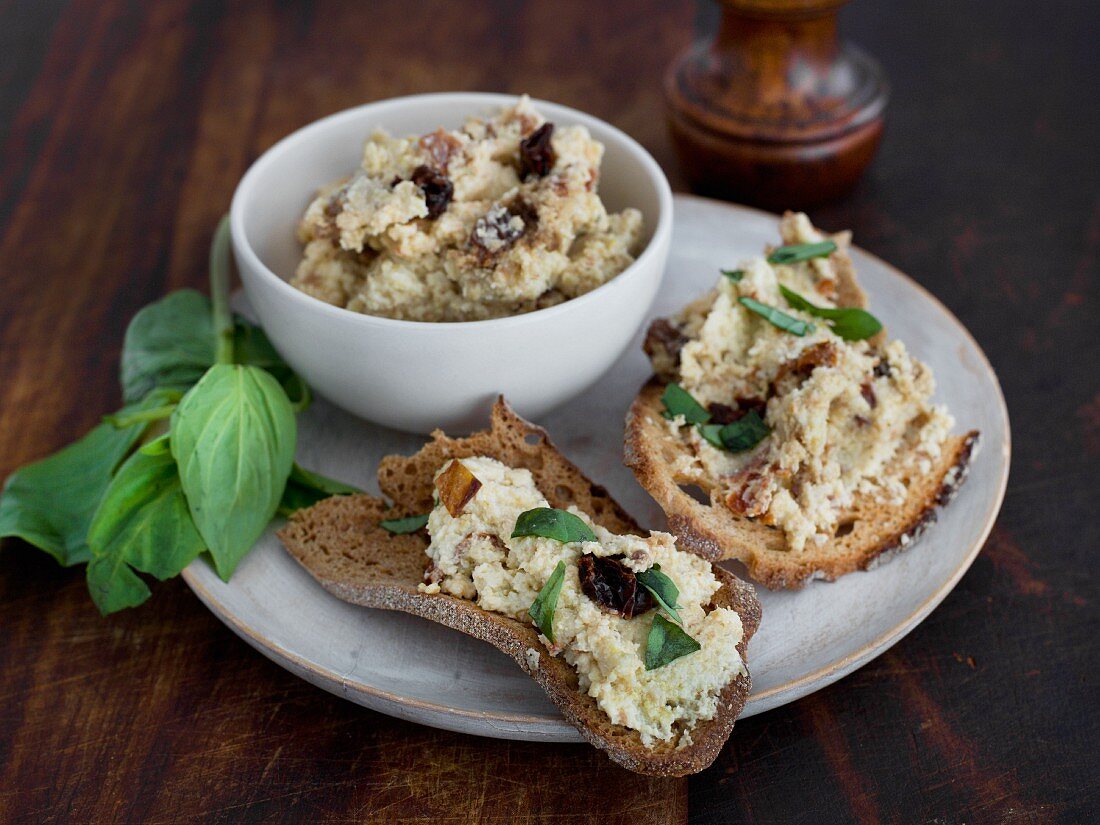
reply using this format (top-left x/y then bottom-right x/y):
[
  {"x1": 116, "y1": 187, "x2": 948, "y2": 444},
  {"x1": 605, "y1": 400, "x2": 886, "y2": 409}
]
[
  {"x1": 698, "y1": 410, "x2": 771, "y2": 453},
  {"x1": 379, "y1": 513, "x2": 429, "y2": 535},
  {"x1": 767, "y1": 240, "x2": 837, "y2": 265},
  {"x1": 512, "y1": 508, "x2": 597, "y2": 544},
  {"x1": 279, "y1": 464, "x2": 361, "y2": 517},
  {"x1": 660, "y1": 382, "x2": 711, "y2": 425},
  {"x1": 738, "y1": 296, "x2": 814, "y2": 336},
  {"x1": 644, "y1": 613, "x2": 701, "y2": 670},
  {"x1": 529, "y1": 560, "x2": 567, "y2": 642},
  {"x1": 779, "y1": 286, "x2": 882, "y2": 341},
  {"x1": 636, "y1": 564, "x2": 683, "y2": 625},
  {"x1": 721, "y1": 269, "x2": 744, "y2": 282},
  {"x1": 0, "y1": 217, "x2": 355, "y2": 614}
]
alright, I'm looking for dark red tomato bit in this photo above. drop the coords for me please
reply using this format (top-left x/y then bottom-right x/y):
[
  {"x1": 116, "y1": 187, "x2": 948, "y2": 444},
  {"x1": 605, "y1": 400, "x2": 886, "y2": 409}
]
[
  {"x1": 410, "y1": 165, "x2": 454, "y2": 219},
  {"x1": 577, "y1": 553, "x2": 655, "y2": 619},
  {"x1": 519, "y1": 122, "x2": 556, "y2": 178}
]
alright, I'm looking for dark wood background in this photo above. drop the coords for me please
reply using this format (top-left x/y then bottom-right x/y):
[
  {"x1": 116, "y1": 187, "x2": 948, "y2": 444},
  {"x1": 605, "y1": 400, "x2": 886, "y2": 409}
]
[{"x1": 1, "y1": 1, "x2": 1096, "y2": 822}]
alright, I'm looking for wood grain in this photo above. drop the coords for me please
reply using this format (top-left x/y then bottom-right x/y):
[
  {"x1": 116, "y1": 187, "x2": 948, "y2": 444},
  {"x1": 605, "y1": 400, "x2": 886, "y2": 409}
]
[{"x1": 1, "y1": 0, "x2": 1096, "y2": 822}]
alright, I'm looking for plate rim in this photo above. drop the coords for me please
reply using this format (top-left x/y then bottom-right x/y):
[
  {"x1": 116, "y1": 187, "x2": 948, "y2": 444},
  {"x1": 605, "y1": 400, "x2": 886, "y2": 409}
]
[{"x1": 182, "y1": 194, "x2": 1010, "y2": 737}]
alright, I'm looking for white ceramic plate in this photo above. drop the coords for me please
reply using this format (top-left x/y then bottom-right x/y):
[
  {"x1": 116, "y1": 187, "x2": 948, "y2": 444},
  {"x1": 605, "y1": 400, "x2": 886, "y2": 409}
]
[{"x1": 182, "y1": 195, "x2": 1010, "y2": 742}]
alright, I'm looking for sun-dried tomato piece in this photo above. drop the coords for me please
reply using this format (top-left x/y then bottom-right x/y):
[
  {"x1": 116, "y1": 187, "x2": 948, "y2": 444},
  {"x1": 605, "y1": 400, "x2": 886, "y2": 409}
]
[
  {"x1": 410, "y1": 165, "x2": 454, "y2": 219},
  {"x1": 434, "y1": 460, "x2": 482, "y2": 518},
  {"x1": 418, "y1": 128, "x2": 462, "y2": 172},
  {"x1": 860, "y1": 381, "x2": 877, "y2": 408},
  {"x1": 577, "y1": 554, "x2": 655, "y2": 619},
  {"x1": 519, "y1": 122, "x2": 556, "y2": 178},
  {"x1": 643, "y1": 319, "x2": 689, "y2": 379}
]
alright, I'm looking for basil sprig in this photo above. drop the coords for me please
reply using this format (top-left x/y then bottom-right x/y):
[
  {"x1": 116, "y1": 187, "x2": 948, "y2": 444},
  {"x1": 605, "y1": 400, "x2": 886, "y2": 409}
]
[
  {"x1": 698, "y1": 410, "x2": 771, "y2": 453},
  {"x1": 767, "y1": 240, "x2": 837, "y2": 265},
  {"x1": 379, "y1": 513, "x2": 429, "y2": 535},
  {"x1": 528, "y1": 560, "x2": 567, "y2": 642},
  {"x1": 0, "y1": 217, "x2": 357, "y2": 614},
  {"x1": 739, "y1": 297, "x2": 814, "y2": 336},
  {"x1": 660, "y1": 382, "x2": 710, "y2": 425},
  {"x1": 512, "y1": 508, "x2": 597, "y2": 544},
  {"x1": 636, "y1": 564, "x2": 683, "y2": 625},
  {"x1": 644, "y1": 613, "x2": 701, "y2": 670},
  {"x1": 779, "y1": 286, "x2": 882, "y2": 341}
]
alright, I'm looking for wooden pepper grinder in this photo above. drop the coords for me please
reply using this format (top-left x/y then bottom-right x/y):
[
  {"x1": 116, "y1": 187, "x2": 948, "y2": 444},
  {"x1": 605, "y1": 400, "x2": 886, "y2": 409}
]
[{"x1": 665, "y1": 0, "x2": 888, "y2": 209}]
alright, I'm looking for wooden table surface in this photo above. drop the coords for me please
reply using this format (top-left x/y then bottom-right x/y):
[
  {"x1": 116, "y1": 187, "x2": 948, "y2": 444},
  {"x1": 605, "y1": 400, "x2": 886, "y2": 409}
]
[{"x1": 1, "y1": 1, "x2": 1096, "y2": 822}]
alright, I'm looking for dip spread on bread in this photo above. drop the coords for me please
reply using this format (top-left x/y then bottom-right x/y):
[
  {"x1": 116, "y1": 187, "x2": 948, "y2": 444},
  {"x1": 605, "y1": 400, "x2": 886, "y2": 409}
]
[
  {"x1": 292, "y1": 97, "x2": 643, "y2": 322},
  {"x1": 646, "y1": 213, "x2": 955, "y2": 554},
  {"x1": 418, "y1": 456, "x2": 745, "y2": 747}
]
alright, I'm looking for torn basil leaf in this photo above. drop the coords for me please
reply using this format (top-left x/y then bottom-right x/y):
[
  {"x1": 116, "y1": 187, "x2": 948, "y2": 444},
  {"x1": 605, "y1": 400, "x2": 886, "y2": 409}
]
[
  {"x1": 721, "y1": 269, "x2": 744, "y2": 282},
  {"x1": 698, "y1": 410, "x2": 771, "y2": 453},
  {"x1": 660, "y1": 382, "x2": 711, "y2": 425},
  {"x1": 645, "y1": 613, "x2": 701, "y2": 670},
  {"x1": 636, "y1": 564, "x2": 682, "y2": 625},
  {"x1": 779, "y1": 286, "x2": 883, "y2": 341},
  {"x1": 512, "y1": 508, "x2": 597, "y2": 544},
  {"x1": 278, "y1": 463, "x2": 361, "y2": 517},
  {"x1": 767, "y1": 240, "x2": 837, "y2": 265},
  {"x1": 529, "y1": 560, "x2": 567, "y2": 642},
  {"x1": 379, "y1": 513, "x2": 429, "y2": 535},
  {"x1": 739, "y1": 296, "x2": 814, "y2": 336}
]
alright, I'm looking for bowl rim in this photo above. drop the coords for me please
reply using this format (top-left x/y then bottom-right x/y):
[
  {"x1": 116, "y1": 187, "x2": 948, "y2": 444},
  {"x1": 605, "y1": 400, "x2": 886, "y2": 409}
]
[{"x1": 229, "y1": 92, "x2": 674, "y2": 332}]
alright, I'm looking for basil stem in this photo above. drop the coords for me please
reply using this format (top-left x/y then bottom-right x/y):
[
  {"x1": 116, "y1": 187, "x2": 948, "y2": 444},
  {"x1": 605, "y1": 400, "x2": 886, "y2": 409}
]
[{"x1": 209, "y1": 216, "x2": 236, "y2": 366}]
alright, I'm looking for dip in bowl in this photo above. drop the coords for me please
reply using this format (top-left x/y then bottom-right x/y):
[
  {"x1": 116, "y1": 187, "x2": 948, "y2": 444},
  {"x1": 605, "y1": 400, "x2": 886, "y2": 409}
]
[{"x1": 230, "y1": 93, "x2": 672, "y2": 433}]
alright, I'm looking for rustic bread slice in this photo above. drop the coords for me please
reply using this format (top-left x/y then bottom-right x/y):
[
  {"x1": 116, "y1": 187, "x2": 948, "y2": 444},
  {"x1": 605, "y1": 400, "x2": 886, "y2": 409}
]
[
  {"x1": 279, "y1": 399, "x2": 761, "y2": 776},
  {"x1": 626, "y1": 388, "x2": 978, "y2": 590},
  {"x1": 628, "y1": 214, "x2": 977, "y2": 588}
]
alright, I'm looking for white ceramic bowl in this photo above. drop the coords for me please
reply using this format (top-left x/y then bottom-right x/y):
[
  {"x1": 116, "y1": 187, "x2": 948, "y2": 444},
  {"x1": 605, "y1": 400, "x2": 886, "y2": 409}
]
[{"x1": 230, "y1": 93, "x2": 673, "y2": 434}]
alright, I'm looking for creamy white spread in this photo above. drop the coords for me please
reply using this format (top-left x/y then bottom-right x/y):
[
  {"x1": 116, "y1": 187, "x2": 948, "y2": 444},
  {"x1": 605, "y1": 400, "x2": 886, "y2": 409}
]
[
  {"x1": 663, "y1": 213, "x2": 954, "y2": 552},
  {"x1": 292, "y1": 96, "x2": 643, "y2": 321},
  {"x1": 418, "y1": 456, "x2": 745, "y2": 747}
]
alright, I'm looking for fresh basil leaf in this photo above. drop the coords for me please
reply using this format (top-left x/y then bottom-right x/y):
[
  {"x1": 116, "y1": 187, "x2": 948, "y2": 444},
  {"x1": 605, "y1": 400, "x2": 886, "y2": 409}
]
[
  {"x1": 512, "y1": 508, "x2": 597, "y2": 544},
  {"x1": 767, "y1": 240, "x2": 837, "y2": 265},
  {"x1": 697, "y1": 423, "x2": 725, "y2": 450},
  {"x1": 120, "y1": 290, "x2": 216, "y2": 403},
  {"x1": 528, "y1": 560, "x2": 567, "y2": 643},
  {"x1": 379, "y1": 513, "x2": 429, "y2": 534},
  {"x1": 660, "y1": 383, "x2": 710, "y2": 425},
  {"x1": 636, "y1": 564, "x2": 682, "y2": 625},
  {"x1": 779, "y1": 286, "x2": 882, "y2": 341},
  {"x1": 699, "y1": 410, "x2": 771, "y2": 454},
  {"x1": 0, "y1": 397, "x2": 160, "y2": 566},
  {"x1": 85, "y1": 448, "x2": 206, "y2": 614},
  {"x1": 739, "y1": 296, "x2": 814, "y2": 336},
  {"x1": 721, "y1": 269, "x2": 744, "y2": 282},
  {"x1": 644, "y1": 613, "x2": 701, "y2": 670},
  {"x1": 278, "y1": 463, "x2": 361, "y2": 516},
  {"x1": 171, "y1": 364, "x2": 296, "y2": 580}
]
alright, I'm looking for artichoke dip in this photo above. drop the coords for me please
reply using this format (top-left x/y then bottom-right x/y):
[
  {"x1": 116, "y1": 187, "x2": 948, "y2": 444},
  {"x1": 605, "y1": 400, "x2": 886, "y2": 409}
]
[
  {"x1": 648, "y1": 213, "x2": 955, "y2": 553},
  {"x1": 418, "y1": 456, "x2": 745, "y2": 748},
  {"x1": 292, "y1": 97, "x2": 644, "y2": 322}
]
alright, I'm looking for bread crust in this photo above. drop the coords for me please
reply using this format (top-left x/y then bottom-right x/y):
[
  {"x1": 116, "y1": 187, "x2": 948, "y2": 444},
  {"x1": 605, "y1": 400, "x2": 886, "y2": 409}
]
[
  {"x1": 625, "y1": 381, "x2": 980, "y2": 589},
  {"x1": 279, "y1": 398, "x2": 761, "y2": 776}
]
